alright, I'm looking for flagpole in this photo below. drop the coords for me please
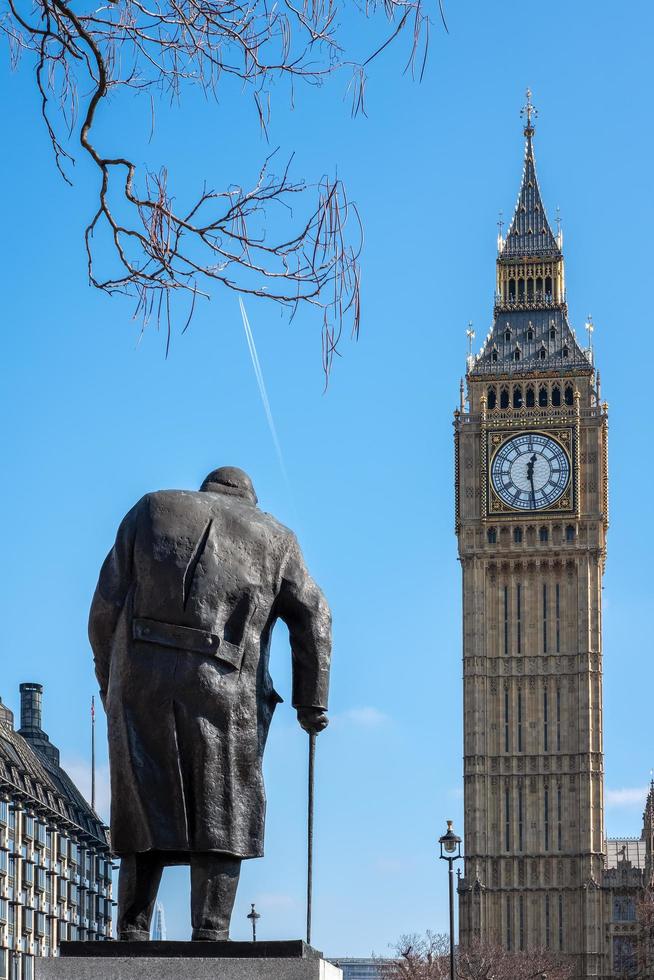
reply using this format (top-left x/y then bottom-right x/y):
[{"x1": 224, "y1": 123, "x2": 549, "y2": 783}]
[{"x1": 91, "y1": 695, "x2": 96, "y2": 811}]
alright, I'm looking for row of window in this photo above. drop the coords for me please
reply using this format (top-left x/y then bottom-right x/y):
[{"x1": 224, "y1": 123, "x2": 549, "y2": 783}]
[
  {"x1": 505, "y1": 892, "x2": 564, "y2": 952},
  {"x1": 0, "y1": 893, "x2": 111, "y2": 926},
  {"x1": 502, "y1": 685, "x2": 563, "y2": 753},
  {"x1": 504, "y1": 276, "x2": 554, "y2": 301},
  {"x1": 0, "y1": 807, "x2": 110, "y2": 883},
  {"x1": 488, "y1": 525, "x2": 575, "y2": 545},
  {"x1": 486, "y1": 382, "x2": 575, "y2": 409},
  {"x1": 502, "y1": 782, "x2": 564, "y2": 854}
]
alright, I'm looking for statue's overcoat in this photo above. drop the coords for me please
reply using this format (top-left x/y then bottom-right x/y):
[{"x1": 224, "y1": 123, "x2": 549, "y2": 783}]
[{"x1": 89, "y1": 485, "x2": 331, "y2": 858}]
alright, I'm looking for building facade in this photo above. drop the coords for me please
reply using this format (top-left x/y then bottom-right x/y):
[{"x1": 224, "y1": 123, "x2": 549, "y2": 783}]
[
  {"x1": 454, "y1": 94, "x2": 610, "y2": 978},
  {"x1": 0, "y1": 684, "x2": 112, "y2": 980},
  {"x1": 329, "y1": 958, "x2": 387, "y2": 979},
  {"x1": 151, "y1": 901, "x2": 166, "y2": 941}
]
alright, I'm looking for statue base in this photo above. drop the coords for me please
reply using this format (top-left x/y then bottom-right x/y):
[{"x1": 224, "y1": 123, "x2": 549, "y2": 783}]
[{"x1": 36, "y1": 941, "x2": 342, "y2": 980}]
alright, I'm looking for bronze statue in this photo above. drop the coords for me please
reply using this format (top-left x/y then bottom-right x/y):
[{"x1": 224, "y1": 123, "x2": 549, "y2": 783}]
[{"x1": 89, "y1": 467, "x2": 331, "y2": 941}]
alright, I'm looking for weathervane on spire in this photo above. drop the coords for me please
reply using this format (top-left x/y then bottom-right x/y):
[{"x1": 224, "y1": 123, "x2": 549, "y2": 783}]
[{"x1": 521, "y1": 88, "x2": 537, "y2": 136}]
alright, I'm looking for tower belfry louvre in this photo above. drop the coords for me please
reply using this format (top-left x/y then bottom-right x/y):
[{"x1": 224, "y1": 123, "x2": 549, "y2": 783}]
[{"x1": 454, "y1": 92, "x2": 610, "y2": 978}]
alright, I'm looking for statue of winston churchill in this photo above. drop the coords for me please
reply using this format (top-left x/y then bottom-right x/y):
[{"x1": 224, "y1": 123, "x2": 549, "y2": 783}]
[{"x1": 88, "y1": 467, "x2": 332, "y2": 941}]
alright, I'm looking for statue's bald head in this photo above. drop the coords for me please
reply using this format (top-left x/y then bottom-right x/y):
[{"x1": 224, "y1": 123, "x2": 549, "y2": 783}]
[{"x1": 200, "y1": 467, "x2": 258, "y2": 505}]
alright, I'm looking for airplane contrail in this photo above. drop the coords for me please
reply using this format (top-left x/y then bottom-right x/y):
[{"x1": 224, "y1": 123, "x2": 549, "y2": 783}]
[{"x1": 239, "y1": 298, "x2": 291, "y2": 493}]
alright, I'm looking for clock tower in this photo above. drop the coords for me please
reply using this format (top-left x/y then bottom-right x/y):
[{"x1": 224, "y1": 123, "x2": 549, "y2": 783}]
[{"x1": 455, "y1": 93, "x2": 609, "y2": 979}]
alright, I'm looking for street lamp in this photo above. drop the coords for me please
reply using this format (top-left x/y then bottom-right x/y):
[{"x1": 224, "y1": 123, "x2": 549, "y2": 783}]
[
  {"x1": 439, "y1": 820, "x2": 462, "y2": 980},
  {"x1": 247, "y1": 903, "x2": 261, "y2": 942}
]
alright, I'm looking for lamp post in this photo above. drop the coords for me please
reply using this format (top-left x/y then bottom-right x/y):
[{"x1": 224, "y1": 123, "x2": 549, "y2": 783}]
[
  {"x1": 247, "y1": 903, "x2": 261, "y2": 942},
  {"x1": 439, "y1": 819, "x2": 462, "y2": 980}
]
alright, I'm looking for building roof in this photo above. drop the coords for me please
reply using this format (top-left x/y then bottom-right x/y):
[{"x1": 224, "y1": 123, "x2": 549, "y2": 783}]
[
  {"x1": 0, "y1": 700, "x2": 109, "y2": 849},
  {"x1": 470, "y1": 307, "x2": 591, "y2": 377},
  {"x1": 468, "y1": 94, "x2": 593, "y2": 379},
  {"x1": 501, "y1": 128, "x2": 561, "y2": 261},
  {"x1": 605, "y1": 838, "x2": 647, "y2": 871}
]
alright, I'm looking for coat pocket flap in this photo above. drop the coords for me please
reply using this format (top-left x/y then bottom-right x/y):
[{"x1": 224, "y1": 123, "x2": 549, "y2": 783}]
[{"x1": 133, "y1": 617, "x2": 244, "y2": 670}]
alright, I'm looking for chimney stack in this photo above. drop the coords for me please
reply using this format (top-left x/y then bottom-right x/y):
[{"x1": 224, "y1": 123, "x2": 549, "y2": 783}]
[
  {"x1": 20, "y1": 682, "x2": 43, "y2": 732},
  {"x1": 18, "y1": 682, "x2": 60, "y2": 765}
]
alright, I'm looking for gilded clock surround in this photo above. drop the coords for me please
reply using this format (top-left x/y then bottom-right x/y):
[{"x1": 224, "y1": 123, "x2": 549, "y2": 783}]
[{"x1": 487, "y1": 428, "x2": 574, "y2": 516}]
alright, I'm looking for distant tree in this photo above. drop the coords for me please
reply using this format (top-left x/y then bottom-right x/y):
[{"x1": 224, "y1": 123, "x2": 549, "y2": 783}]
[
  {"x1": 377, "y1": 932, "x2": 451, "y2": 979},
  {"x1": 378, "y1": 934, "x2": 573, "y2": 980},
  {"x1": 2, "y1": 0, "x2": 444, "y2": 375},
  {"x1": 456, "y1": 938, "x2": 573, "y2": 980}
]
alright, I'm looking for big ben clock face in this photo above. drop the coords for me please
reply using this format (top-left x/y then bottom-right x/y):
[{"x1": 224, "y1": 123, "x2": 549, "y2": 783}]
[{"x1": 490, "y1": 432, "x2": 571, "y2": 511}]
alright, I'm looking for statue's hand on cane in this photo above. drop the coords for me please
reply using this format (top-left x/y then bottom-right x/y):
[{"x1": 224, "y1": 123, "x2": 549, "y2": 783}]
[{"x1": 297, "y1": 707, "x2": 329, "y2": 734}]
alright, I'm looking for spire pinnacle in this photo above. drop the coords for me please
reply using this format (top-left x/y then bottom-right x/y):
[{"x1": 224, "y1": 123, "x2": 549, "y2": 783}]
[{"x1": 521, "y1": 88, "x2": 537, "y2": 138}]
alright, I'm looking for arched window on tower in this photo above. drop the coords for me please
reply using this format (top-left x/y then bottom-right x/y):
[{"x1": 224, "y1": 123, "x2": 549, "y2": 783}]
[
  {"x1": 505, "y1": 327, "x2": 512, "y2": 342},
  {"x1": 509, "y1": 279, "x2": 516, "y2": 301},
  {"x1": 491, "y1": 348, "x2": 499, "y2": 362},
  {"x1": 500, "y1": 387, "x2": 510, "y2": 409},
  {"x1": 536, "y1": 277, "x2": 543, "y2": 299},
  {"x1": 540, "y1": 526, "x2": 549, "y2": 543},
  {"x1": 564, "y1": 384, "x2": 574, "y2": 406},
  {"x1": 527, "y1": 323, "x2": 534, "y2": 341},
  {"x1": 565, "y1": 525, "x2": 575, "y2": 542},
  {"x1": 552, "y1": 385, "x2": 561, "y2": 407},
  {"x1": 527, "y1": 278, "x2": 534, "y2": 300},
  {"x1": 488, "y1": 528, "x2": 497, "y2": 544},
  {"x1": 545, "y1": 276, "x2": 552, "y2": 299},
  {"x1": 487, "y1": 386, "x2": 497, "y2": 410},
  {"x1": 550, "y1": 324, "x2": 557, "y2": 341},
  {"x1": 526, "y1": 386, "x2": 535, "y2": 408},
  {"x1": 514, "y1": 349, "x2": 521, "y2": 362},
  {"x1": 539, "y1": 346, "x2": 547, "y2": 361},
  {"x1": 518, "y1": 279, "x2": 525, "y2": 300},
  {"x1": 514, "y1": 527, "x2": 523, "y2": 544},
  {"x1": 513, "y1": 385, "x2": 523, "y2": 408},
  {"x1": 539, "y1": 385, "x2": 548, "y2": 407},
  {"x1": 562, "y1": 344, "x2": 569, "y2": 359}
]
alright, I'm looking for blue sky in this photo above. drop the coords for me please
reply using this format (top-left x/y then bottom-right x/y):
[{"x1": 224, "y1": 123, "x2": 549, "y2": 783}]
[{"x1": 1, "y1": 0, "x2": 653, "y2": 958}]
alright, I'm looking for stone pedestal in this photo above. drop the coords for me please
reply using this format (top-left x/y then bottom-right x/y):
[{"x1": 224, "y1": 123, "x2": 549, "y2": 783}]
[{"x1": 35, "y1": 941, "x2": 342, "y2": 980}]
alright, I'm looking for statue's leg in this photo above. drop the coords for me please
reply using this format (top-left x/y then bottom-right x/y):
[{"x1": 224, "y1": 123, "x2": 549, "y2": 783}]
[
  {"x1": 190, "y1": 853, "x2": 242, "y2": 941},
  {"x1": 117, "y1": 852, "x2": 166, "y2": 940}
]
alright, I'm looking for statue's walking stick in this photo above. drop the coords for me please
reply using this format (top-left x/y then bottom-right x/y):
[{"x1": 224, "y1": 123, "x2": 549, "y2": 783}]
[{"x1": 306, "y1": 731, "x2": 316, "y2": 946}]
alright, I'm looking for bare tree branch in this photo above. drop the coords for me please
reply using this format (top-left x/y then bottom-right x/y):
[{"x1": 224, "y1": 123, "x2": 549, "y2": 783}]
[{"x1": 2, "y1": 0, "x2": 434, "y2": 378}]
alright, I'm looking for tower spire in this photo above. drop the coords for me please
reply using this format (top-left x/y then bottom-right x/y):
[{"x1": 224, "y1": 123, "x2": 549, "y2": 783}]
[{"x1": 499, "y1": 91, "x2": 560, "y2": 261}]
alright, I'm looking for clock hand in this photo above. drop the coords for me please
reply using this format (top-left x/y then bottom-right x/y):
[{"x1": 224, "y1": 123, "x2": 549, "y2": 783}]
[{"x1": 527, "y1": 453, "x2": 537, "y2": 507}]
